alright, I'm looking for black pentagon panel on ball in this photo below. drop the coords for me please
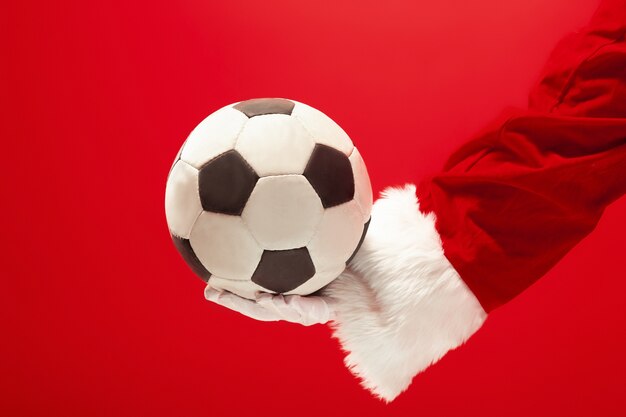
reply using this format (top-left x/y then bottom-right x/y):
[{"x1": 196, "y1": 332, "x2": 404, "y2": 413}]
[
  {"x1": 233, "y1": 98, "x2": 295, "y2": 118},
  {"x1": 251, "y1": 248, "x2": 316, "y2": 293},
  {"x1": 198, "y1": 149, "x2": 259, "y2": 215},
  {"x1": 303, "y1": 143, "x2": 355, "y2": 208},
  {"x1": 346, "y1": 218, "x2": 371, "y2": 265},
  {"x1": 170, "y1": 234, "x2": 212, "y2": 283}
]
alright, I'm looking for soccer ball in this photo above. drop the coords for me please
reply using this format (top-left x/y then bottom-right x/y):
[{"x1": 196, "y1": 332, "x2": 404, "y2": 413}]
[{"x1": 165, "y1": 98, "x2": 372, "y2": 299}]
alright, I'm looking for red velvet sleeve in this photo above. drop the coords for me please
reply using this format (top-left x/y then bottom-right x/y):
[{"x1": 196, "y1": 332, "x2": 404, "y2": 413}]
[{"x1": 416, "y1": 0, "x2": 626, "y2": 313}]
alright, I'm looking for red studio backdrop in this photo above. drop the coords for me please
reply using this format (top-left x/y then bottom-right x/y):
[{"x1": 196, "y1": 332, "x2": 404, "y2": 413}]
[{"x1": 2, "y1": 1, "x2": 625, "y2": 416}]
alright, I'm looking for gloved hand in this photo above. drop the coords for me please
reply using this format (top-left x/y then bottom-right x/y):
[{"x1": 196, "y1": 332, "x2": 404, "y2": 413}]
[{"x1": 204, "y1": 283, "x2": 337, "y2": 326}]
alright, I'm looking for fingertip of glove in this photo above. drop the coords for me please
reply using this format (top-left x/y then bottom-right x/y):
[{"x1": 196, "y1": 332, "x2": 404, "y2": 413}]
[{"x1": 204, "y1": 287, "x2": 223, "y2": 302}]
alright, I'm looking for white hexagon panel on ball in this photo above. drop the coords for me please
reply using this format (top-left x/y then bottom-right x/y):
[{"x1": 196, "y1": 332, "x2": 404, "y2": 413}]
[{"x1": 242, "y1": 175, "x2": 324, "y2": 251}]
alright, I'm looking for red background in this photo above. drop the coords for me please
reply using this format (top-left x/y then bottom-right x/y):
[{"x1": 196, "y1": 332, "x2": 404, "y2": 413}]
[{"x1": 2, "y1": 0, "x2": 625, "y2": 415}]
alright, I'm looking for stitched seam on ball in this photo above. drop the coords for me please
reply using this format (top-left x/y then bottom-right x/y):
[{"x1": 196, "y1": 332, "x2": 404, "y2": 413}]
[
  {"x1": 348, "y1": 147, "x2": 366, "y2": 220},
  {"x1": 293, "y1": 113, "x2": 355, "y2": 157},
  {"x1": 210, "y1": 275, "x2": 253, "y2": 282},
  {"x1": 239, "y1": 210, "x2": 264, "y2": 252},
  {"x1": 291, "y1": 114, "x2": 317, "y2": 143},
  {"x1": 259, "y1": 173, "x2": 305, "y2": 179},
  {"x1": 304, "y1": 201, "x2": 326, "y2": 247},
  {"x1": 176, "y1": 158, "x2": 200, "y2": 172},
  {"x1": 232, "y1": 117, "x2": 249, "y2": 150},
  {"x1": 354, "y1": 199, "x2": 365, "y2": 221},
  {"x1": 186, "y1": 210, "x2": 204, "y2": 244}
]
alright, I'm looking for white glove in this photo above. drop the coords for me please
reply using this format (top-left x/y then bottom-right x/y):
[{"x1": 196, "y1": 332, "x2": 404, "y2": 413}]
[{"x1": 204, "y1": 284, "x2": 336, "y2": 326}]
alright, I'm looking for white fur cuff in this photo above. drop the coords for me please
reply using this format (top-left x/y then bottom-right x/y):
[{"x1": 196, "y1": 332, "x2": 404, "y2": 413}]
[{"x1": 323, "y1": 184, "x2": 487, "y2": 402}]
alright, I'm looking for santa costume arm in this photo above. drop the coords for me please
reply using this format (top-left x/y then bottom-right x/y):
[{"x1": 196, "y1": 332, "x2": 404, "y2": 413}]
[{"x1": 324, "y1": 0, "x2": 626, "y2": 401}]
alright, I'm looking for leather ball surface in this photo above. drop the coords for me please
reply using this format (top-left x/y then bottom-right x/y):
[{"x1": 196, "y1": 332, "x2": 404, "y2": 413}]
[{"x1": 165, "y1": 98, "x2": 372, "y2": 299}]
